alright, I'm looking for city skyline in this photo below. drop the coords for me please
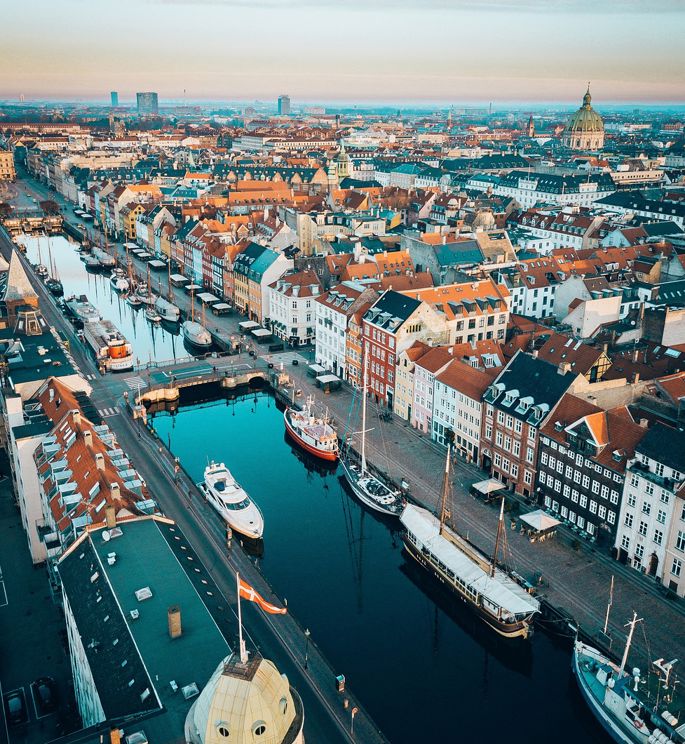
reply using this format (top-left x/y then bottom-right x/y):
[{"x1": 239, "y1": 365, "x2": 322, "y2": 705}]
[{"x1": 2, "y1": 0, "x2": 684, "y2": 103}]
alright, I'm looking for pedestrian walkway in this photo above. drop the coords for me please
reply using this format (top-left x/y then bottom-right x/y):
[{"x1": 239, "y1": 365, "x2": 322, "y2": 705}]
[{"x1": 124, "y1": 375, "x2": 147, "y2": 390}]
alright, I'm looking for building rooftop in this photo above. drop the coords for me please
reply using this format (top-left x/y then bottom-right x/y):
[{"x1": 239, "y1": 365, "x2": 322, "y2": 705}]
[{"x1": 58, "y1": 517, "x2": 232, "y2": 739}]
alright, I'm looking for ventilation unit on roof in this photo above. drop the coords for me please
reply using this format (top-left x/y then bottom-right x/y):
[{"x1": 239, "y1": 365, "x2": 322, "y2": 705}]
[
  {"x1": 130, "y1": 609, "x2": 140, "y2": 620},
  {"x1": 182, "y1": 683, "x2": 199, "y2": 700},
  {"x1": 125, "y1": 731, "x2": 149, "y2": 744},
  {"x1": 135, "y1": 587, "x2": 153, "y2": 602}
]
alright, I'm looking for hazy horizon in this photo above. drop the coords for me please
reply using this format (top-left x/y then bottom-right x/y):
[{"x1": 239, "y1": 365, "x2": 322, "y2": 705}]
[{"x1": 2, "y1": 0, "x2": 684, "y2": 102}]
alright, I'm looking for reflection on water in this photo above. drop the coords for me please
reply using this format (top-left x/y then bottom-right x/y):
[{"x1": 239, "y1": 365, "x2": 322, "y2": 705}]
[
  {"x1": 149, "y1": 391, "x2": 609, "y2": 744},
  {"x1": 19, "y1": 233, "x2": 184, "y2": 364}
]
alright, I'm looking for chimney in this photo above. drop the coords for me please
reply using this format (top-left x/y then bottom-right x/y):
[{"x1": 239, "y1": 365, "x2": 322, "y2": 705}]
[
  {"x1": 95, "y1": 452, "x2": 105, "y2": 471},
  {"x1": 110, "y1": 482, "x2": 121, "y2": 502},
  {"x1": 105, "y1": 505, "x2": 117, "y2": 529},
  {"x1": 639, "y1": 418, "x2": 649, "y2": 428},
  {"x1": 558, "y1": 361, "x2": 572, "y2": 375},
  {"x1": 72, "y1": 410, "x2": 81, "y2": 427},
  {"x1": 83, "y1": 430, "x2": 93, "y2": 448},
  {"x1": 168, "y1": 605, "x2": 182, "y2": 639},
  {"x1": 532, "y1": 349, "x2": 539, "y2": 358}
]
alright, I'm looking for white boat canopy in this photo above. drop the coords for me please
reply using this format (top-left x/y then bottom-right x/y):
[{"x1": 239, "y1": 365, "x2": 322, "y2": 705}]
[
  {"x1": 520, "y1": 509, "x2": 561, "y2": 534},
  {"x1": 402, "y1": 505, "x2": 540, "y2": 616}
]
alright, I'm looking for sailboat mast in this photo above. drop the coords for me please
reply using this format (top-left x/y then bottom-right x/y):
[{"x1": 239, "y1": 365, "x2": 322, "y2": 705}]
[
  {"x1": 361, "y1": 349, "x2": 367, "y2": 472},
  {"x1": 603, "y1": 575, "x2": 614, "y2": 635},
  {"x1": 438, "y1": 443, "x2": 451, "y2": 536},
  {"x1": 490, "y1": 496, "x2": 506, "y2": 578},
  {"x1": 619, "y1": 611, "x2": 641, "y2": 676}
]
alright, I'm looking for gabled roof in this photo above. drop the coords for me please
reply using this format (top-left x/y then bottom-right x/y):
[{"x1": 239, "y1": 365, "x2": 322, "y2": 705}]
[{"x1": 363, "y1": 290, "x2": 421, "y2": 332}]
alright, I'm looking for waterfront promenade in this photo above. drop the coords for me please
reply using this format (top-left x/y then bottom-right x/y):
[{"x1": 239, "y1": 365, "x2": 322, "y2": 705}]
[{"x1": 8, "y1": 172, "x2": 685, "y2": 667}]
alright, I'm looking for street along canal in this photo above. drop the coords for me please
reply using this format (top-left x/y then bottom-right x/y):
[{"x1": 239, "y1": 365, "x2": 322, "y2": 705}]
[{"x1": 148, "y1": 385, "x2": 609, "y2": 744}]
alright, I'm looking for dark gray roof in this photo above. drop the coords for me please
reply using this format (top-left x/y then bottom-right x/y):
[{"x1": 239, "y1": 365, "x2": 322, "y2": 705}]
[
  {"x1": 485, "y1": 351, "x2": 577, "y2": 423},
  {"x1": 364, "y1": 290, "x2": 421, "y2": 331},
  {"x1": 636, "y1": 423, "x2": 685, "y2": 472}
]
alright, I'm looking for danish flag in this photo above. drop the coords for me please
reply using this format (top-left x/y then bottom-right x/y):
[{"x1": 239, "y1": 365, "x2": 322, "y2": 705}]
[{"x1": 238, "y1": 577, "x2": 287, "y2": 615}]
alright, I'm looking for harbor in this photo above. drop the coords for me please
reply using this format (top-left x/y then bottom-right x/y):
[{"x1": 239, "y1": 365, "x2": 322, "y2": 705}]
[{"x1": 146, "y1": 384, "x2": 608, "y2": 744}]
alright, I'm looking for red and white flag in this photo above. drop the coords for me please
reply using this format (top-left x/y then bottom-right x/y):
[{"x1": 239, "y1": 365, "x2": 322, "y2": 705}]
[{"x1": 238, "y1": 577, "x2": 287, "y2": 615}]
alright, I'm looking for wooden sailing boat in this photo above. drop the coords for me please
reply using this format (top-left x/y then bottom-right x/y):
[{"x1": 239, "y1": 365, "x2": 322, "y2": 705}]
[
  {"x1": 44, "y1": 233, "x2": 63, "y2": 296},
  {"x1": 181, "y1": 283, "x2": 212, "y2": 351},
  {"x1": 400, "y1": 446, "x2": 540, "y2": 639},
  {"x1": 340, "y1": 357, "x2": 403, "y2": 516}
]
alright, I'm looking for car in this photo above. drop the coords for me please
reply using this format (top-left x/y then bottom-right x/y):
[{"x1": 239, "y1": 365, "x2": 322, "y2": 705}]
[
  {"x1": 32, "y1": 677, "x2": 58, "y2": 714},
  {"x1": 291, "y1": 358, "x2": 299, "y2": 366},
  {"x1": 5, "y1": 690, "x2": 27, "y2": 725}
]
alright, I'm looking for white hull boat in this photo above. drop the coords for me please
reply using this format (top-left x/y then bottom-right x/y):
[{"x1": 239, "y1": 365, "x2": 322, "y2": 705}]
[
  {"x1": 202, "y1": 462, "x2": 264, "y2": 539},
  {"x1": 182, "y1": 320, "x2": 212, "y2": 350}
]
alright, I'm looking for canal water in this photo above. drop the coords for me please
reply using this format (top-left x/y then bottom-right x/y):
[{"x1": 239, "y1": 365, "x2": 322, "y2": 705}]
[
  {"x1": 18, "y1": 234, "x2": 189, "y2": 364},
  {"x1": 149, "y1": 389, "x2": 609, "y2": 744}
]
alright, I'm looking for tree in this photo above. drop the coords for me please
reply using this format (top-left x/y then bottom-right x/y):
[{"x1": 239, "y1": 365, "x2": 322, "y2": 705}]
[
  {"x1": 0, "y1": 202, "x2": 14, "y2": 219},
  {"x1": 40, "y1": 199, "x2": 60, "y2": 215}
]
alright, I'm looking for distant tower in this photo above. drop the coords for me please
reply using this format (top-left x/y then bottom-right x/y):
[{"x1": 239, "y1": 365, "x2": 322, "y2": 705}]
[
  {"x1": 136, "y1": 91, "x2": 159, "y2": 115},
  {"x1": 447, "y1": 109, "x2": 453, "y2": 129},
  {"x1": 110, "y1": 91, "x2": 119, "y2": 108},
  {"x1": 277, "y1": 94, "x2": 291, "y2": 116},
  {"x1": 527, "y1": 115, "x2": 535, "y2": 138}
]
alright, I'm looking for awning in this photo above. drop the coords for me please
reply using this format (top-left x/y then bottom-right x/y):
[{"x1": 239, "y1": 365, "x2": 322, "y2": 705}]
[{"x1": 520, "y1": 510, "x2": 561, "y2": 534}]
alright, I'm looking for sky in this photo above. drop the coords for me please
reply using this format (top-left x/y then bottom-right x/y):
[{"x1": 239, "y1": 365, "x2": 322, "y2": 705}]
[{"x1": 1, "y1": 0, "x2": 684, "y2": 104}]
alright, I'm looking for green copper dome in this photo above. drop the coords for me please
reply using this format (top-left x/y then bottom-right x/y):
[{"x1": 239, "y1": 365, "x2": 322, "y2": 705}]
[{"x1": 565, "y1": 85, "x2": 604, "y2": 134}]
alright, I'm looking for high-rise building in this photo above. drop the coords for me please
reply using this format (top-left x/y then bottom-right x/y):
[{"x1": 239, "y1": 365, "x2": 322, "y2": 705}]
[
  {"x1": 136, "y1": 91, "x2": 159, "y2": 115},
  {"x1": 277, "y1": 94, "x2": 291, "y2": 116},
  {"x1": 110, "y1": 90, "x2": 119, "y2": 107}
]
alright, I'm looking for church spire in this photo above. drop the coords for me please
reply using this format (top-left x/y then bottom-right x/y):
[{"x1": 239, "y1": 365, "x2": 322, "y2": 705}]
[{"x1": 583, "y1": 82, "x2": 592, "y2": 108}]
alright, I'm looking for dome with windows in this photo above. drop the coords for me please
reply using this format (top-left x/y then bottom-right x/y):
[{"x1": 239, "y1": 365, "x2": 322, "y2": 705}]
[
  {"x1": 561, "y1": 85, "x2": 605, "y2": 151},
  {"x1": 184, "y1": 653, "x2": 305, "y2": 744}
]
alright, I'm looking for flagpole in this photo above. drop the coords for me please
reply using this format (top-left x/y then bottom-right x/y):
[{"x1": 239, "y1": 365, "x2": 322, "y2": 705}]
[{"x1": 236, "y1": 571, "x2": 247, "y2": 663}]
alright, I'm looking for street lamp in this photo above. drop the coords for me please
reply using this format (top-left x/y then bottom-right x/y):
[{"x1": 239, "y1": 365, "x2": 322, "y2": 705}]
[{"x1": 304, "y1": 628, "x2": 311, "y2": 670}]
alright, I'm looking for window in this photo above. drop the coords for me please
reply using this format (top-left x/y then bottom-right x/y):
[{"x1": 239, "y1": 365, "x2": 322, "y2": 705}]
[
  {"x1": 497, "y1": 411, "x2": 505, "y2": 424},
  {"x1": 607, "y1": 511, "x2": 616, "y2": 525},
  {"x1": 513, "y1": 441, "x2": 521, "y2": 458},
  {"x1": 524, "y1": 470, "x2": 533, "y2": 485},
  {"x1": 571, "y1": 489, "x2": 579, "y2": 503},
  {"x1": 541, "y1": 452, "x2": 549, "y2": 465},
  {"x1": 627, "y1": 492, "x2": 636, "y2": 508},
  {"x1": 676, "y1": 530, "x2": 685, "y2": 552},
  {"x1": 621, "y1": 534, "x2": 630, "y2": 550},
  {"x1": 653, "y1": 529, "x2": 663, "y2": 546},
  {"x1": 514, "y1": 419, "x2": 522, "y2": 434},
  {"x1": 635, "y1": 544, "x2": 644, "y2": 561},
  {"x1": 598, "y1": 505, "x2": 606, "y2": 519},
  {"x1": 506, "y1": 415, "x2": 513, "y2": 430},
  {"x1": 580, "y1": 494, "x2": 588, "y2": 508},
  {"x1": 672, "y1": 558, "x2": 682, "y2": 578},
  {"x1": 661, "y1": 490, "x2": 670, "y2": 505},
  {"x1": 496, "y1": 432, "x2": 503, "y2": 447},
  {"x1": 610, "y1": 490, "x2": 619, "y2": 505},
  {"x1": 638, "y1": 521, "x2": 648, "y2": 537},
  {"x1": 526, "y1": 447, "x2": 534, "y2": 464},
  {"x1": 528, "y1": 426, "x2": 537, "y2": 442},
  {"x1": 589, "y1": 500, "x2": 597, "y2": 514},
  {"x1": 582, "y1": 475, "x2": 590, "y2": 489}
]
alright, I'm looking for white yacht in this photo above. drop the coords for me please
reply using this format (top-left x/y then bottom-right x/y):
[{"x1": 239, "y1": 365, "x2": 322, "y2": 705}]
[
  {"x1": 154, "y1": 295, "x2": 181, "y2": 323},
  {"x1": 202, "y1": 462, "x2": 264, "y2": 539},
  {"x1": 182, "y1": 320, "x2": 212, "y2": 351}
]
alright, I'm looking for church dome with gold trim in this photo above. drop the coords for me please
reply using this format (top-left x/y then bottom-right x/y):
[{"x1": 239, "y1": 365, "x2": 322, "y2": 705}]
[{"x1": 561, "y1": 85, "x2": 605, "y2": 151}]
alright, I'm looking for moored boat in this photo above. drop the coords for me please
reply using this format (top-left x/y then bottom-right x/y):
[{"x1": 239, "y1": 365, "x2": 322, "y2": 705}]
[
  {"x1": 400, "y1": 448, "x2": 540, "y2": 639},
  {"x1": 92, "y1": 246, "x2": 116, "y2": 269},
  {"x1": 144, "y1": 306, "x2": 161, "y2": 323},
  {"x1": 83, "y1": 254, "x2": 101, "y2": 271},
  {"x1": 82, "y1": 319, "x2": 134, "y2": 372},
  {"x1": 110, "y1": 268, "x2": 129, "y2": 293},
  {"x1": 284, "y1": 396, "x2": 339, "y2": 462},
  {"x1": 201, "y1": 461, "x2": 264, "y2": 539},
  {"x1": 341, "y1": 360, "x2": 403, "y2": 516},
  {"x1": 64, "y1": 294, "x2": 102, "y2": 328},
  {"x1": 182, "y1": 319, "x2": 212, "y2": 350},
  {"x1": 573, "y1": 616, "x2": 684, "y2": 743},
  {"x1": 154, "y1": 295, "x2": 180, "y2": 323},
  {"x1": 126, "y1": 292, "x2": 143, "y2": 308},
  {"x1": 45, "y1": 277, "x2": 64, "y2": 297}
]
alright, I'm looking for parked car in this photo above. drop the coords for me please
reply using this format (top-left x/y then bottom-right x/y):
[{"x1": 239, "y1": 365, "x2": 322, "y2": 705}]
[
  {"x1": 5, "y1": 690, "x2": 27, "y2": 725},
  {"x1": 32, "y1": 677, "x2": 58, "y2": 714}
]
